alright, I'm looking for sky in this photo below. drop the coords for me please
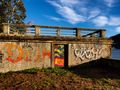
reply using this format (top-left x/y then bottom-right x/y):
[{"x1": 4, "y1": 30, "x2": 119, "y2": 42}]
[{"x1": 23, "y1": 0, "x2": 120, "y2": 37}]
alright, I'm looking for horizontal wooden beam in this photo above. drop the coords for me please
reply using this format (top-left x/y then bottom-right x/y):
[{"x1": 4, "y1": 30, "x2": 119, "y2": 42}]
[
  {"x1": 82, "y1": 31, "x2": 99, "y2": 37},
  {"x1": 11, "y1": 24, "x2": 105, "y2": 31},
  {"x1": 1, "y1": 24, "x2": 107, "y2": 38},
  {"x1": 82, "y1": 30, "x2": 106, "y2": 37}
]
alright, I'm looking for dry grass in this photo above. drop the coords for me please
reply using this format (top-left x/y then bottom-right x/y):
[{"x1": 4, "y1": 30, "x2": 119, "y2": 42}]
[{"x1": 0, "y1": 60, "x2": 120, "y2": 90}]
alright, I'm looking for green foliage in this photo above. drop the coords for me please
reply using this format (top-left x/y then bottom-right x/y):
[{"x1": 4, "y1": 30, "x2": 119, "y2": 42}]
[
  {"x1": 0, "y1": 67, "x2": 69, "y2": 75},
  {"x1": 40, "y1": 67, "x2": 68, "y2": 75},
  {"x1": 17, "y1": 68, "x2": 40, "y2": 74},
  {"x1": 0, "y1": 0, "x2": 26, "y2": 24}
]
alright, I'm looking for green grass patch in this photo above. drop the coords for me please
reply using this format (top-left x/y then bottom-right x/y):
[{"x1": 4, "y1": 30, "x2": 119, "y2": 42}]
[
  {"x1": 15, "y1": 68, "x2": 40, "y2": 74},
  {"x1": 0, "y1": 67, "x2": 70, "y2": 75},
  {"x1": 40, "y1": 67, "x2": 69, "y2": 75}
]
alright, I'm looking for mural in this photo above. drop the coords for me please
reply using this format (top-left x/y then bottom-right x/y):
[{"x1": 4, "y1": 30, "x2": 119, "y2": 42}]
[
  {"x1": 69, "y1": 44, "x2": 111, "y2": 65},
  {"x1": 0, "y1": 42, "x2": 51, "y2": 64},
  {"x1": 54, "y1": 45, "x2": 64, "y2": 66}
]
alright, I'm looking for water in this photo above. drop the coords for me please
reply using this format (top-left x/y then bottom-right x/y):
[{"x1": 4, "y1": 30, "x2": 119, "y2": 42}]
[{"x1": 112, "y1": 48, "x2": 120, "y2": 60}]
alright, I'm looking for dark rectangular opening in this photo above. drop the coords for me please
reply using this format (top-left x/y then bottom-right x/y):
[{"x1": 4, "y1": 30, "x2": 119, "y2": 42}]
[
  {"x1": 64, "y1": 45, "x2": 68, "y2": 67},
  {"x1": 54, "y1": 44, "x2": 68, "y2": 67}
]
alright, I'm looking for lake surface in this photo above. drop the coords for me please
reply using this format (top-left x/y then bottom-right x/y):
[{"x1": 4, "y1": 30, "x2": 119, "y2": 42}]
[{"x1": 112, "y1": 48, "x2": 120, "y2": 60}]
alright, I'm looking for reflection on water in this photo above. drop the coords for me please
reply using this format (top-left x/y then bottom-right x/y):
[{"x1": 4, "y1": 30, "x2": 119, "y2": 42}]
[{"x1": 112, "y1": 48, "x2": 120, "y2": 60}]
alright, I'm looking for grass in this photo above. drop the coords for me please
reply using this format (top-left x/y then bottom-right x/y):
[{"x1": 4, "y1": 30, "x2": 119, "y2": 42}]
[
  {"x1": 16, "y1": 68, "x2": 40, "y2": 74},
  {"x1": 0, "y1": 61, "x2": 120, "y2": 90},
  {"x1": 40, "y1": 67, "x2": 69, "y2": 75},
  {"x1": 13, "y1": 67, "x2": 69, "y2": 75}
]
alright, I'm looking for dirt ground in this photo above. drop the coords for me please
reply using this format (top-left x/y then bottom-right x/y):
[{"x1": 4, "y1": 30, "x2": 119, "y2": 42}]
[{"x1": 0, "y1": 61, "x2": 120, "y2": 90}]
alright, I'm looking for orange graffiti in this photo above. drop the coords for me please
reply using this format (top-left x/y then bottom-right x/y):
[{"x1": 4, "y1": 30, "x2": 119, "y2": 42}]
[
  {"x1": 54, "y1": 58, "x2": 64, "y2": 66},
  {"x1": 5, "y1": 43, "x2": 23, "y2": 63},
  {"x1": 3, "y1": 43, "x2": 51, "y2": 63},
  {"x1": 24, "y1": 49, "x2": 31, "y2": 61},
  {"x1": 34, "y1": 48, "x2": 41, "y2": 62},
  {"x1": 42, "y1": 48, "x2": 51, "y2": 60}
]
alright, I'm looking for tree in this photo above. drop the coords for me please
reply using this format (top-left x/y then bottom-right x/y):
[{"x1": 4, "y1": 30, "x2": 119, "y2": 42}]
[{"x1": 0, "y1": 0, "x2": 26, "y2": 24}]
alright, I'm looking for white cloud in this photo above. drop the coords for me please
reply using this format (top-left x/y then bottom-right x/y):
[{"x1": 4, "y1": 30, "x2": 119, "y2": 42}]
[
  {"x1": 79, "y1": 7, "x2": 88, "y2": 14},
  {"x1": 47, "y1": 0, "x2": 86, "y2": 24},
  {"x1": 108, "y1": 17, "x2": 120, "y2": 26},
  {"x1": 47, "y1": 0, "x2": 61, "y2": 8},
  {"x1": 58, "y1": 6, "x2": 86, "y2": 24},
  {"x1": 104, "y1": 0, "x2": 115, "y2": 7},
  {"x1": 60, "y1": 0, "x2": 79, "y2": 6},
  {"x1": 47, "y1": 0, "x2": 118, "y2": 25},
  {"x1": 92, "y1": 16, "x2": 109, "y2": 27},
  {"x1": 92, "y1": 16, "x2": 120, "y2": 27},
  {"x1": 46, "y1": 16, "x2": 62, "y2": 21},
  {"x1": 88, "y1": 9, "x2": 101, "y2": 19},
  {"x1": 115, "y1": 27, "x2": 120, "y2": 33}
]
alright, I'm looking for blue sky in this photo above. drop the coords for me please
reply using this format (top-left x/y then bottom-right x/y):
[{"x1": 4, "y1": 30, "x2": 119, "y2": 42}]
[{"x1": 23, "y1": 0, "x2": 120, "y2": 37}]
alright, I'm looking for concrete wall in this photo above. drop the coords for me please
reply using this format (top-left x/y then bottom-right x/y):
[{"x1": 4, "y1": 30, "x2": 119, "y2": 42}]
[
  {"x1": 0, "y1": 24, "x2": 113, "y2": 73},
  {"x1": 0, "y1": 39, "x2": 112, "y2": 73},
  {"x1": 68, "y1": 43, "x2": 111, "y2": 66},
  {"x1": 0, "y1": 42, "x2": 51, "y2": 73}
]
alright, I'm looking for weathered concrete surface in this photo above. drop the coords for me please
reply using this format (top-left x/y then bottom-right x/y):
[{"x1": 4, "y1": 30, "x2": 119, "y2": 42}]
[
  {"x1": 0, "y1": 42, "x2": 51, "y2": 73},
  {"x1": 68, "y1": 43, "x2": 111, "y2": 66},
  {"x1": 0, "y1": 24, "x2": 113, "y2": 73},
  {"x1": 0, "y1": 35, "x2": 112, "y2": 73}
]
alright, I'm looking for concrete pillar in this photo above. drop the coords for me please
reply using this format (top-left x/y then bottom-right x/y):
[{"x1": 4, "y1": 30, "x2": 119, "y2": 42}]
[
  {"x1": 35, "y1": 26, "x2": 40, "y2": 36},
  {"x1": 100, "y1": 30, "x2": 106, "y2": 38},
  {"x1": 57, "y1": 28, "x2": 60, "y2": 37},
  {"x1": 51, "y1": 43, "x2": 55, "y2": 68},
  {"x1": 1, "y1": 23, "x2": 10, "y2": 34},
  {"x1": 76, "y1": 28, "x2": 81, "y2": 39}
]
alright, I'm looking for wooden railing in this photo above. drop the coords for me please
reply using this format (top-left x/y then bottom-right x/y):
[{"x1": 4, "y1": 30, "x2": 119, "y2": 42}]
[{"x1": 0, "y1": 23, "x2": 106, "y2": 38}]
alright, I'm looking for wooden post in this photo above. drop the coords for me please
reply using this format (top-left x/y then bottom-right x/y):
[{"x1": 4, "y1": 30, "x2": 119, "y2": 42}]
[
  {"x1": 76, "y1": 28, "x2": 81, "y2": 39},
  {"x1": 56, "y1": 28, "x2": 60, "y2": 37},
  {"x1": 35, "y1": 26, "x2": 40, "y2": 36},
  {"x1": 2, "y1": 23, "x2": 10, "y2": 34},
  {"x1": 99, "y1": 30, "x2": 106, "y2": 38}
]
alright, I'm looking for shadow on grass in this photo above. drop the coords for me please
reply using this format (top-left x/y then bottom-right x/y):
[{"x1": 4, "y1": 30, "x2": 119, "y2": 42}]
[
  {"x1": 66, "y1": 58, "x2": 120, "y2": 79},
  {"x1": 0, "y1": 58, "x2": 120, "y2": 80}
]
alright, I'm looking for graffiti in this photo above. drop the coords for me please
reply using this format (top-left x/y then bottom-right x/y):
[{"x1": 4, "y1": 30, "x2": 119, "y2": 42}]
[
  {"x1": 71, "y1": 44, "x2": 110, "y2": 61},
  {"x1": 54, "y1": 58, "x2": 64, "y2": 66},
  {"x1": 34, "y1": 48, "x2": 41, "y2": 62},
  {"x1": 5, "y1": 43, "x2": 23, "y2": 63},
  {"x1": 0, "y1": 51, "x2": 3, "y2": 63},
  {"x1": 22, "y1": 43, "x2": 33, "y2": 49},
  {"x1": 74, "y1": 48, "x2": 102, "y2": 60},
  {"x1": 42, "y1": 48, "x2": 51, "y2": 59},
  {"x1": 54, "y1": 45, "x2": 64, "y2": 66},
  {"x1": 0, "y1": 43, "x2": 51, "y2": 64}
]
